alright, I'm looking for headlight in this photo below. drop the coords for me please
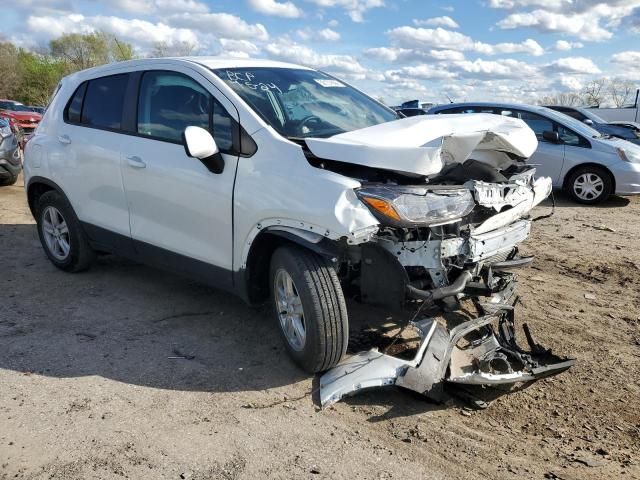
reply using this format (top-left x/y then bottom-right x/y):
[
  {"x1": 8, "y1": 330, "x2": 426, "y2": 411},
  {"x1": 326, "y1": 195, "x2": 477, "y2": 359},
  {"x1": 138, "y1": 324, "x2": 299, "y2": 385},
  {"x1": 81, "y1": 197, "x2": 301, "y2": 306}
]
[
  {"x1": 356, "y1": 185, "x2": 475, "y2": 226},
  {"x1": 617, "y1": 147, "x2": 640, "y2": 164},
  {"x1": 0, "y1": 125, "x2": 11, "y2": 137}
]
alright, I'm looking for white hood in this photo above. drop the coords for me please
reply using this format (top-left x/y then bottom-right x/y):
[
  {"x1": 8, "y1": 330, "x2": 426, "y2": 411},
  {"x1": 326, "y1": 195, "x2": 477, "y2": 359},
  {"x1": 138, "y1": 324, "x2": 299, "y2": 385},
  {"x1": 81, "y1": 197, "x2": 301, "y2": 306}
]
[{"x1": 305, "y1": 114, "x2": 538, "y2": 176}]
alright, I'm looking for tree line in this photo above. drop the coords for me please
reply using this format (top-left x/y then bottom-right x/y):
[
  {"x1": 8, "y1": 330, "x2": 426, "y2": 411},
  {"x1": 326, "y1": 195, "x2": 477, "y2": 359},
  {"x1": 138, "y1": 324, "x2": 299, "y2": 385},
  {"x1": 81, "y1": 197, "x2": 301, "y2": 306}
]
[
  {"x1": 0, "y1": 32, "x2": 197, "y2": 106},
  {"x1": 538, "y1": 77, "x2": 638, "y2": 108}
]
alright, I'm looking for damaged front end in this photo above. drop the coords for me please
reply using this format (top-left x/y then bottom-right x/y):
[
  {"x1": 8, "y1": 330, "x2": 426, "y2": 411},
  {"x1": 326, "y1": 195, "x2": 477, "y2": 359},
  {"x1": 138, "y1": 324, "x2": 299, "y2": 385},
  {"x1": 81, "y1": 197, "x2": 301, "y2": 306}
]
[
  {"x1": 320, "y1": 273, "x2": 575, "y2": 407},
  {"x1": 303, "y1": 115, "x2": 575, "y2": 408}
]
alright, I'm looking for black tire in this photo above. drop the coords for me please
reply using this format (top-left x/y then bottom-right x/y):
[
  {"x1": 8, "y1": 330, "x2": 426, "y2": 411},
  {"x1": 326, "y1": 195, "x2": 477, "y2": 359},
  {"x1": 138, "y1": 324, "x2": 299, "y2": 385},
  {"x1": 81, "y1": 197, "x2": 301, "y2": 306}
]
[
  {"x1": 565, "y1": 166, "x2": 612, "y2": 204},
  {"x1": 269, "y1": 246, "x2": 348, "y2": 373},
  {"x1": 35, "y1": 190, "x2": 95, "y2": 272},
  {"x1": 0, "y1": 175, "x2": 18, "y2": 186}
]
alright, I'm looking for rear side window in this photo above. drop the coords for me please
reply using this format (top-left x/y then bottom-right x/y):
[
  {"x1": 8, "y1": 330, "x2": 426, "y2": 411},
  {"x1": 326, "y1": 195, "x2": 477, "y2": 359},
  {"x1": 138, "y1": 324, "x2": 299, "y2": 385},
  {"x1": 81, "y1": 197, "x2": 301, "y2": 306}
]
[
  {"x1": 81, "y1": 74, "x2": 128, "y2": 130},
  {"x1": 65, "y1": 82, "x2": 87, "y2": 123}
]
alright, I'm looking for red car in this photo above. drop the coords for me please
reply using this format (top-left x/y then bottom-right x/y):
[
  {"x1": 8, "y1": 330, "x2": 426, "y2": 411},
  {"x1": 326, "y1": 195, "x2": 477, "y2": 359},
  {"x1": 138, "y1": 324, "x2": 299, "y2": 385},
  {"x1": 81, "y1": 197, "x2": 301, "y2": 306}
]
[{"x1": 0, "y1": 99, "x2": 42, "y2": 137}]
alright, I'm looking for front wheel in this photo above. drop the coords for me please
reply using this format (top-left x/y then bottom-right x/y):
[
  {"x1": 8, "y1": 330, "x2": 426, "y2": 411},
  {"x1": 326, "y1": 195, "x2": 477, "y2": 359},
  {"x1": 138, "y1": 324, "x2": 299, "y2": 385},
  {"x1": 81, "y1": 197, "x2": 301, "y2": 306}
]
[
  {"x1": 566, "y1": 166, "x2": 612, "y2": 204},
  {"x1": 270, "y1": 246, "x2": 348, "y2": 373}
]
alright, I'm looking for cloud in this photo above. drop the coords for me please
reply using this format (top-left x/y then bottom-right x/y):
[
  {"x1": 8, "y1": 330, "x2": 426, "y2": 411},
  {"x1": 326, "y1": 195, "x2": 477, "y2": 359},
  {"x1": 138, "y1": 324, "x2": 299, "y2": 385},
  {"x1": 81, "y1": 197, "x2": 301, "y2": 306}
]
[
  {"x1": 557, "y1": 75, "x2": 583, "y2": 91},
  {"x1": 492, "y1": 1, "x2": 640, "y2": 41},
  {"x1": 545, "y1": 56, "x2": 602, "y2": 74},
  {"x1": 168, "y1": 12, "x2": 269, "y2": 41},
  {"x1": 387, "y1": 26, "x2": 544, "y2": 56},
  {"x1": 297, "y1": 27, "x2": 341, "y2": 41},
  {"x1": 248, "y1": 0, "x2": 302, "y2": 18},
  {"x1": 305, "y1": 0, "x2": 385, "y2": 22},
  {"x1": 264, "y1": 40, "x2": 368, "y2": 74},
  {"x1": 611, "y1": 50, "x2": 640, "y2": 66},
  {"x1": 219, "y1": 38, "x2": 261, "y2": 57},
  {"x1": 554, "y1": 40, "x2": 584, "y2": 51},
  {"x1": 413, "y1": 16, "x2": 459, "y2": 29},
  {"x1": 496, "y1": 10, "x2": 613, "y2": 41},
  {"x1": 105, "y1": 0, "x2": 209, "y2": 14},
  {"x1": 364, "y1": 46, "x2": 465, "y2": 62},
  {"x1": 450, "y1": 58, "x2": 539, "y2": 79},
  {"x1": 385, "y1": 65, "x2": 457, "y2": 81},
  {"x1": 26, "y1": 14, "x2": 200, "y2": 47}
]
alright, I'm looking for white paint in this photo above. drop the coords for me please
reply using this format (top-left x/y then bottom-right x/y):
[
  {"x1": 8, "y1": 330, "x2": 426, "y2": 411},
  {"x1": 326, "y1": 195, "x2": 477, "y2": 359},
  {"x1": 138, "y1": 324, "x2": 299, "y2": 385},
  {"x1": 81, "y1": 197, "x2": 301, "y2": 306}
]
[{"x1": 305, "y1": 113, "x2": 538, "y2": 176}]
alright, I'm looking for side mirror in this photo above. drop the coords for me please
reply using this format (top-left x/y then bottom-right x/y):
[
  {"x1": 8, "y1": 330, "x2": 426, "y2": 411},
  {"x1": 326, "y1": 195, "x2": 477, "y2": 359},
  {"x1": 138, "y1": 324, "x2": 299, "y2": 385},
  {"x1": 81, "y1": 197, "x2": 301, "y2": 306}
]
[
  {"x1": 542, "y1": 130, "x2": 560, "y2": 143},
  {"x1": 183, "y1": 126, "x2": 219, "y2": 159},
  {"x1": 182, "y1": 126, "x2": 224, "y2": 174},
  {"x1": 583, "y1": 119, "x2": 594, "y2": 126}
]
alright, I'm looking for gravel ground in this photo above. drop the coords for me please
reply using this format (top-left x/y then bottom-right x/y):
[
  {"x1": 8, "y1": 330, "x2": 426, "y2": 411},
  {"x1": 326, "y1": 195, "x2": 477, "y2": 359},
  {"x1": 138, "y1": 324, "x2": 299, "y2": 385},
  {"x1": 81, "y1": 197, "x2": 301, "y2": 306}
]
[{"x1": 1, "y1": 175, "x2": 639, "y2": 480}]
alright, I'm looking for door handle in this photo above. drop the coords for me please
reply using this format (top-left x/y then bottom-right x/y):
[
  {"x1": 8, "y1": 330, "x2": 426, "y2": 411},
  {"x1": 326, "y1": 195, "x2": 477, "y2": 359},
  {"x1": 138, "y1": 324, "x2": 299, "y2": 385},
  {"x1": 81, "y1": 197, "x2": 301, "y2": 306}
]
[
  {"x1": 126, "y1": 155, "x2": 146, "y2": 169},
  {"x1": 58, "y1": 134, "x2": 71, "y2": 144}
]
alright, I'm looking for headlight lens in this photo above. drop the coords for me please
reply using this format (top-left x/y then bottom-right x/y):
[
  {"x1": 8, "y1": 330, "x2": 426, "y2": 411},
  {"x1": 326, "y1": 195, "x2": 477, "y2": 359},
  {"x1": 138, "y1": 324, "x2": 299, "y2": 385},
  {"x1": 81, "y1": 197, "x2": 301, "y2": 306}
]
[
  {"x1": 357, "y1": 185, "x2": 475, "y2": 226},
  {"x1": 0, "y1": 125, "x2": 11, "y2": 137},
  {"x1": 617, "y1": 147, "x2": 640, "y2": 164}
]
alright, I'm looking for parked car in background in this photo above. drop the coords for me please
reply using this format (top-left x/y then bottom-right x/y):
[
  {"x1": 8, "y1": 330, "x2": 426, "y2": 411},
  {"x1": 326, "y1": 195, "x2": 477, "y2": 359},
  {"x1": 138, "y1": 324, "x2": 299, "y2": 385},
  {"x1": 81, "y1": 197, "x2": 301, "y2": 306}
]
[
  {"x1": 28, "y1": 106, "x2": 46, "y2": 115},
  {"x1": 544, "y1": 105, "x2": 640, "y2": 145},
  {"x1": 587, "y1": 89, "x2": 639, "y2": 123},
  {"x1": 0, "y1": 117, "x2": 22, "y2": 186},
  {"x1": 0, "y1": 99, "x2": 42, "y2": 138},
  {"x1": 392, "y1": 99, "x2": 434, "y2": 117},
  {"x1": 428, "y1": 102, "x2": 640, "y2": 204}
]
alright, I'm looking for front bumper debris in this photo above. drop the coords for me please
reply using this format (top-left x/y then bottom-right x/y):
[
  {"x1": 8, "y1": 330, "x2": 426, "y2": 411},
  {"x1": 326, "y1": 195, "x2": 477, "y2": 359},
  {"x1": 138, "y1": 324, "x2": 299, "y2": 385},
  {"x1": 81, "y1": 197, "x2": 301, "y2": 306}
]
[{"x1": 319, "y1": 275, "x2": 574, "y2": 408}]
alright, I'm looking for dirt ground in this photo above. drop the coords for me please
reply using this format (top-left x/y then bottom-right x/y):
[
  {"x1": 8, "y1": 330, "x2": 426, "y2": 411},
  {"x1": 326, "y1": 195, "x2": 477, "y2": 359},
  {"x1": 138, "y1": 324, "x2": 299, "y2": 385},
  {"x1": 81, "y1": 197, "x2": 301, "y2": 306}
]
[{"x1": 1, "y1": 175, "x2": 639, "y2": 480}]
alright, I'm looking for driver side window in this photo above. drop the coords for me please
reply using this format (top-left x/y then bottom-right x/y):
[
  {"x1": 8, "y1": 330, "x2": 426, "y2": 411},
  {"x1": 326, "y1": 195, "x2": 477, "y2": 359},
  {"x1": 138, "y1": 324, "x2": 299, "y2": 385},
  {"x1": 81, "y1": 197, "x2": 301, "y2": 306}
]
[
  {"x1": 516, "y1": 111, "x2": 555, "y2": 142},
  {"x1": 137, "y1": 71, "x2": 234, "y2": 152}
]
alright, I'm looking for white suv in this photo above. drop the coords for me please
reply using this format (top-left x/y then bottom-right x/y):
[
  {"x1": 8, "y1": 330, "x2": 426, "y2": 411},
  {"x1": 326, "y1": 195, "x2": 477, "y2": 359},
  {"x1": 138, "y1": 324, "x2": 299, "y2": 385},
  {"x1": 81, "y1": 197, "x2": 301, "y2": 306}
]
[{"x1": 24, "y1": 58, "x2": 572, "y2": 396}]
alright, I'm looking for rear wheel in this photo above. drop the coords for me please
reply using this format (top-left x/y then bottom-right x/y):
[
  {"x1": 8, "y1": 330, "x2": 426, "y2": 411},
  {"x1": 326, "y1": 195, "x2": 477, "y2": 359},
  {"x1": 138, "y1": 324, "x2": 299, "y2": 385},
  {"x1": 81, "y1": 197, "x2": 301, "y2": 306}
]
[
  {"x1": 566, "y1": 166, "x2": 612, "y2": 204},
  {"x1": 36, "y1": 190, "x2": 95, "y2": 272},
  {"x1": 270, "y1": 246, "x2": 348, "y2": 373}
]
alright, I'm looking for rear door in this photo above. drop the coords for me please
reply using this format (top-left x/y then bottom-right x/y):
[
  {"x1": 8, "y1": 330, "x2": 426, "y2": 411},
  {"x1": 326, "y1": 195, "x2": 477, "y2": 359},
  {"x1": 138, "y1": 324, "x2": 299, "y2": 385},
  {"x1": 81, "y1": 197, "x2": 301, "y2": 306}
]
[
  {"x1": 56, "y1": 74, "x2": 132, "y2": 246},
  {"x1": 119, "y1": 68, "x2": 240, "y2": 288}
]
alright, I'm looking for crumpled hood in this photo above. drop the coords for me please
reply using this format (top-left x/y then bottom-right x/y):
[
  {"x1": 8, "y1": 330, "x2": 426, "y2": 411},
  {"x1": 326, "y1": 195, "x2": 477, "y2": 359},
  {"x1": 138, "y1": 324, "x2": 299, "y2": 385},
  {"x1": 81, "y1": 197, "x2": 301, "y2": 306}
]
[{"x1": 305, "y1": 114, "x2": 538, "y2": 176}]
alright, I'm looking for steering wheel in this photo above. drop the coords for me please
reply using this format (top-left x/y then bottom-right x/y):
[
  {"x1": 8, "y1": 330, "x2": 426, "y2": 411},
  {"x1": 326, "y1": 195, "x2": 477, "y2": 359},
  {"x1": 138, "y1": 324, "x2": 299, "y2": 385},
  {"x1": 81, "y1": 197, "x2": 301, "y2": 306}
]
[{"x1": 298, "y1": 115, "x2": 323, "y2": 135}]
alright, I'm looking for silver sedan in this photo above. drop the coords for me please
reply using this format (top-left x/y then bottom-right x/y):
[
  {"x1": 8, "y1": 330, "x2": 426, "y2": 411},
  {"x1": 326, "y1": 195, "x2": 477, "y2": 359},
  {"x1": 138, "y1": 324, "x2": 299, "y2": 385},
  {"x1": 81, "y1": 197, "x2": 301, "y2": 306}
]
[{"x1": 428, "y1": 102, "x2": 640, "y2": 204}]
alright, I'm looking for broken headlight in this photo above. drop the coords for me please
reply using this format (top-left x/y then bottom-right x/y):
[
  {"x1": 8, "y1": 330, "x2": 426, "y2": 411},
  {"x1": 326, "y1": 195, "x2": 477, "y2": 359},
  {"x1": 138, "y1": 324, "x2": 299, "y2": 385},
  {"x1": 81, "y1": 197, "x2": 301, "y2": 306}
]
[{"x1": 356, "y1": 185, "x2": 475, "y2": 226}]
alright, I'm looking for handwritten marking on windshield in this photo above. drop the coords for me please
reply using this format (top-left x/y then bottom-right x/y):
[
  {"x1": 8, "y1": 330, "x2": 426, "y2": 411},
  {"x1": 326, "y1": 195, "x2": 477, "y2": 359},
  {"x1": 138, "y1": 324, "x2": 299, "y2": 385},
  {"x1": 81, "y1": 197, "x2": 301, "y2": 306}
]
[{"x1": 225, "y1": 71, "x2": 283, "y2": 94}]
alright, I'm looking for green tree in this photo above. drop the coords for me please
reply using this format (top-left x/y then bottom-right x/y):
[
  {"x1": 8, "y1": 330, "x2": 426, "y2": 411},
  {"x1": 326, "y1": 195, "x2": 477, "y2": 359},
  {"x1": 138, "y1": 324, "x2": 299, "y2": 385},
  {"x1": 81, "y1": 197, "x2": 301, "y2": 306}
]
[
  {"x1": 50, "y1": 31, "x2": 135, "y2": 72},
  {"x1": 15, "y1": 51, "x2": 66, "y2": 105},
  {"x1": 0, "y1": 42, "x2": 20, "y2": 99}
]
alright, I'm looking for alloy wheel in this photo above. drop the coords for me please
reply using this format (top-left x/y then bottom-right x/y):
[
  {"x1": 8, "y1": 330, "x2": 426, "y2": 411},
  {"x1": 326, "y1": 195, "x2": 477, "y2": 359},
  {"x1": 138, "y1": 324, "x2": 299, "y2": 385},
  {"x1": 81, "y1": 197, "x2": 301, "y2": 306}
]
[
  {"x1": 42, "y1": 206, "x2": 71, "y2": 261},
  {"x1": 274, "y1": 269, "x2": 306, "y2": 351}
]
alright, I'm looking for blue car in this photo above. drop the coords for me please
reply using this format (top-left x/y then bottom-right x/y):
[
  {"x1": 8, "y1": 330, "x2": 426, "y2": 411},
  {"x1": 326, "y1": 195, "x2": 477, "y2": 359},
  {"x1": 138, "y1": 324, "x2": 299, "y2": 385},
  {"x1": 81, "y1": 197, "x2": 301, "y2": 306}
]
[{"x1": 544, "y1": 105, "x2": 640, "y2": 146}]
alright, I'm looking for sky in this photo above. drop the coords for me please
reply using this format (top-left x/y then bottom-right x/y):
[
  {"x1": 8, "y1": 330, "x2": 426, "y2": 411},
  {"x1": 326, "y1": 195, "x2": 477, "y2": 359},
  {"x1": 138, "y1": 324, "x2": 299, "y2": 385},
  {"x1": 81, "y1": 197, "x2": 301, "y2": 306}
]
[{"x1": 1, "y1": 0, "x2": 639, "y2": 105}]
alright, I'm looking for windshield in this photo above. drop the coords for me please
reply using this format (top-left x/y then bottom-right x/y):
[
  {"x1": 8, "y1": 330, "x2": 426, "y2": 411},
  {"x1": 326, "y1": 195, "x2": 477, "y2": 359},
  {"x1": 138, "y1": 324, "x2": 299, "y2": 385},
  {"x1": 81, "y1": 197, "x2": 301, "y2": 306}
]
[
  {"x1": 0, "y1": 102, "x2": 31, "y2": 112},
  {"x1": 539, "y1": 106, "x2": 603, "y2": 138},
  {"x1": 580, "y1": 108, "x2": 607, "y2": 124},
  {"x1": 212, "y1": 67, "x2": 398, "y2": 139}
]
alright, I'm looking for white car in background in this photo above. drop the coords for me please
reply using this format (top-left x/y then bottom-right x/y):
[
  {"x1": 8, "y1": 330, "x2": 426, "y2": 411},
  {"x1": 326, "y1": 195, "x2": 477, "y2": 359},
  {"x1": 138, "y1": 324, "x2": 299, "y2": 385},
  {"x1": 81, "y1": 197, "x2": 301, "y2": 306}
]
[
  {"x1": 23, "y1": 58, "x2": 573, "y2": 406},
  {"x1": 429, "y1": 102, "x2": 640, "y2": 204}
]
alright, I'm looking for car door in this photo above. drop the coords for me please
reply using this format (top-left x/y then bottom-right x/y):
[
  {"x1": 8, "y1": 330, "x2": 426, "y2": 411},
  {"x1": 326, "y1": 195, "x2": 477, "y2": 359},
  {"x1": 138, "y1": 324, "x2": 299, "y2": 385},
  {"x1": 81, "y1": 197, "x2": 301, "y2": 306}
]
[
  {"x1": 55, "y1": 74, "x2": 132, "y2": 243},
  {"x1": 515, "y1": 110, "x2": 565, "y2": 184},
  {"x1": 119, "y1": 68, "x2": 239, "y2": 288}
]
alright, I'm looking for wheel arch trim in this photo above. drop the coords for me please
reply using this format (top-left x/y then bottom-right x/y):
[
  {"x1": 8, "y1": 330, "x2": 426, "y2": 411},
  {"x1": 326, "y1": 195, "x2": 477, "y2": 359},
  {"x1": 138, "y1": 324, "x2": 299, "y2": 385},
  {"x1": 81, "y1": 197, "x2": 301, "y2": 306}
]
[{"x1": 26, "y1": 176, "x2": 72, "y2": 217}]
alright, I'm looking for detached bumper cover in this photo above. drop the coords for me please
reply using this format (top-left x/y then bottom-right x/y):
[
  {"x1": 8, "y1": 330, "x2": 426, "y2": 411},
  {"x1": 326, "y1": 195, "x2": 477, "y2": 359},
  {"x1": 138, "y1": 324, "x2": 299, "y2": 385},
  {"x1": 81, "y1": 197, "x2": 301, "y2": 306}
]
[{"x1": 320, "y1": 277, "x2": 574, "y2": 408}]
